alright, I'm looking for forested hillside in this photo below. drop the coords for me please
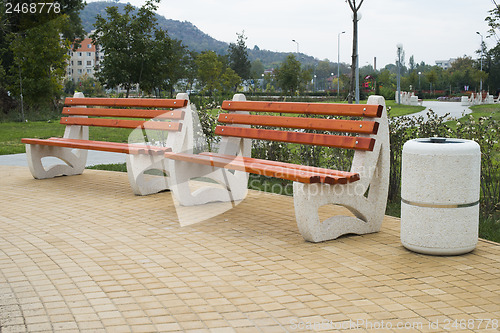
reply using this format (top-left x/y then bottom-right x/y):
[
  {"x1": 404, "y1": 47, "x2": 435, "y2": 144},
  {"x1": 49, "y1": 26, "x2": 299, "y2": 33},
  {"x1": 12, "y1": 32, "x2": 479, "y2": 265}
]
[{"x1": 81, "y1": 1, "x2": 317, "y2": 68}]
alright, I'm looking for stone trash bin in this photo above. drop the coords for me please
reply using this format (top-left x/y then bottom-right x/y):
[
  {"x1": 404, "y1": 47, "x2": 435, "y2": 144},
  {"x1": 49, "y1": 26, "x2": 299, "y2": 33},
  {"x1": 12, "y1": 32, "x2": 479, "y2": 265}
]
[{"x1": 401, "y1": 138, "x2": 481, "y2": 255}]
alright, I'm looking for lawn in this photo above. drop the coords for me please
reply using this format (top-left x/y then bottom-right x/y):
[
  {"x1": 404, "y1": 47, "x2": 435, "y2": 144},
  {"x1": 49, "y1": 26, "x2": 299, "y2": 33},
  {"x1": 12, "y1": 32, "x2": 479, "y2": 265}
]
[{"x1": 0, "y1": 121, "x2": 130, "y2": 155}]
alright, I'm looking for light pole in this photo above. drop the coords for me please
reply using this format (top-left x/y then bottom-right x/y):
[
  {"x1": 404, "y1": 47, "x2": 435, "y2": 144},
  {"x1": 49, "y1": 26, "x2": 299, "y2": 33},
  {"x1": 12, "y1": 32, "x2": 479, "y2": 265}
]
[
  {"x1": 476, "y1": 31, "x2": 483, "y2": 94},
  {"x1": 337, "y1": 31, "x2": 345, "y2": 99},
  {"x1": 397, "y1": 44, "x2": 403, "y2": 105},
  {"x1": 354, "y1": 14, "x2": 362, "y2": 104},
  {"x1": 292, "y1": 39, "x2": 299, "y2": 54},
  {"x1": 418, "y1": 71, "x2": 421, "y2": 90}
]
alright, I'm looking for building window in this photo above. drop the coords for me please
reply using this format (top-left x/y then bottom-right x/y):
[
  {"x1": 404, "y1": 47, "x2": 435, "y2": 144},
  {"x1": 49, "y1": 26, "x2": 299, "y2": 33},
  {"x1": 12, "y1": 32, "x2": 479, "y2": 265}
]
[
  {"x1": 78, "y1": 52, "x2": 82, "y2": 57},
  {"x1": 87, "y1": 44, "x2": 92, "y2": 48},
  {"x1": 87, "y1": 69, "x2": 92, "y2": 74},
  {"x1": 87, "y1": 61, "x2": 92, "y2": 66},
  {"x1": 87, "y1": 52, "x2": 91, "y2": 57},
  {"x1": 78, "y1": 69, "x2": 82, "y2": 74},
  {"x1": 77, "y1": 61, "x2": 82, "y2": 66}
]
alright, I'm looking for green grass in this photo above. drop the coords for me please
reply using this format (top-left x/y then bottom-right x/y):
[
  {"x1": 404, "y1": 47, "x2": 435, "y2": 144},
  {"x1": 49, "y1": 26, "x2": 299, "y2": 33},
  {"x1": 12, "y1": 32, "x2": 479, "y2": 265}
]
[
  {"x1": 0, "y1": 121, "x2": 131, "y2": 155},
  {"x1": 87, "y1": 163, "x2": 127, "y2": 172},
  {"x1": 0, "y1": 121, "x2": 64, "y2": 155},
  {"x1": 385, "y1": 100, "x2": 426, "y2": 117},
  {"x1": 468, "y1": 103, "x2": 500, "y2": 120}
]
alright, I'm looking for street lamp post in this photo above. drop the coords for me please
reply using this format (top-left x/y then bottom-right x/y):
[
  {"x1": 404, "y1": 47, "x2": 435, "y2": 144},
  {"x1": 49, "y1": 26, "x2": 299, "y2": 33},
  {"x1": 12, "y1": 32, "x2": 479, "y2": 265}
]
[
  {"x1": 397, "y1": 44, "x2": 403, "y2": 105},
  {"x1": 418, "y1": 71, "x2": 421, "y2": 90},
  {"x1": 337, "y1": 31, "x2": 345, "y2": 99},
  {"x1": 476, "y1": 31, "x2": 483, "y2": 94},
  {"x1": 292, "y1": 39, "x2": 299, "y2": 54},
  {"x1": 355, "y1": 15, "x2": 360, "y2": 104}
]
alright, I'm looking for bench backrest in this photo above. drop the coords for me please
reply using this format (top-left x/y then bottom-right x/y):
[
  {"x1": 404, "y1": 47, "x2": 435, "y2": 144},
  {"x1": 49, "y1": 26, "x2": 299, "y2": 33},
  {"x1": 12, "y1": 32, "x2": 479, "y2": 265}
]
[
  {"x1": 217, "y1": 100, "x2": 383, "y2": 151},
  {"x1": 62, "y1": 97, "x2": 189, "y2": 132},
  {"x1": 214, "y1": 94, "x2": 389, "y2": 191}
]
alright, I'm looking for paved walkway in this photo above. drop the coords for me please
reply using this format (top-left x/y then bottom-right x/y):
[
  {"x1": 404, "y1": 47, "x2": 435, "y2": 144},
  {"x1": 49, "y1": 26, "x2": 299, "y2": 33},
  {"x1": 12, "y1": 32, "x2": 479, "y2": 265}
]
[
  {"x1": 0, "y1": 151, "x2": 125, "y2": 168},
  {"x1": 407, "y1": 101, "x2": 472, "y2": 120},
  {"x1": 0, "y1": 165, "x2": 499, "y2": 332}
]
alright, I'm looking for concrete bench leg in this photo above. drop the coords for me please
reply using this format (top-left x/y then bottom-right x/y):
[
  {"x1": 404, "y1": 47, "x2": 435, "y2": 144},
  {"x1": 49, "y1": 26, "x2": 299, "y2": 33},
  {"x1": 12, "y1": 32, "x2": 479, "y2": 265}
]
[
  {"x1": 25, "y1": 144, "x2": 87, "y2": 179},
  {"x1": 293, "y1": 145, "x2": 389, "y2": 242},
  {"x1": 168, "y1": 159, "x2": 248, "y2": 206},
  {"x1": 127, "y1": 154, "x2": 170, "y2": 196},
  {"x1": 293, "y1": 181, "x2": 386, "y2": 243}
]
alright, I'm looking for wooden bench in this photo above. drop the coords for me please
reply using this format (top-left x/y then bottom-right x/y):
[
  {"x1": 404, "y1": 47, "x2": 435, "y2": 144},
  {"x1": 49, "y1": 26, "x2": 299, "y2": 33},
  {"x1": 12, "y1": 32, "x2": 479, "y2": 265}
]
[
  {"x1": 165, "y1": 94, "x2": 390, "y2": 242},
  {"x1": 22, "y1": 92, "x2": 192, "y2": 195}
]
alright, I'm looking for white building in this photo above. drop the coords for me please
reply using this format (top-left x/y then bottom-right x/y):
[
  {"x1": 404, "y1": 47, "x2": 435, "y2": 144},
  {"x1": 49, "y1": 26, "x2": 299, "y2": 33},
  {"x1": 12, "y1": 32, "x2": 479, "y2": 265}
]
[
  {"x1": 435, "y1": 58, "x2": 456, "y2": 70},
  {"x1": 66, "y1": 37, "x2": 103, "y2": 82}
]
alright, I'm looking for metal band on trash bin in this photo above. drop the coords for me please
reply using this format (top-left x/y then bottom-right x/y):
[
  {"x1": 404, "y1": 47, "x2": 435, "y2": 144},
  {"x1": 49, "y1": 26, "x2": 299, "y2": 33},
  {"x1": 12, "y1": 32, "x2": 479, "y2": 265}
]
[{"x1": 401, "y1": 198, "x2": 480, "y2": 209}]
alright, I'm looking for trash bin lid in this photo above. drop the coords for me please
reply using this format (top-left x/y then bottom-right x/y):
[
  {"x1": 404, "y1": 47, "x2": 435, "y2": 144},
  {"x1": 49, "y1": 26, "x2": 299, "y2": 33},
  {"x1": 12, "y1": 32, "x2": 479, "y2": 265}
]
[{"x1": 403, "y1": 138, "x2": 480, "y2": 155}]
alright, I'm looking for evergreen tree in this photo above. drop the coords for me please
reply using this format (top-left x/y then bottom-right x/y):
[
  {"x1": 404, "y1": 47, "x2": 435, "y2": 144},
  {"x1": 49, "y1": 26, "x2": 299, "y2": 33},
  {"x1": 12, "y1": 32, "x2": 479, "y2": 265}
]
[{"x1": 228, "y1": 32, "x2": 251, "y2": 81}]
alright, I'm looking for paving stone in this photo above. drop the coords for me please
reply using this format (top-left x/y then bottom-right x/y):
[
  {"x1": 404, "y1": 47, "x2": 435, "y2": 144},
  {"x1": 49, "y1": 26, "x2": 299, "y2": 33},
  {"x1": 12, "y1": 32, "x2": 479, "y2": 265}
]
[{"x1": 0, "y1": 165, "x2": 499, "y2": 332}]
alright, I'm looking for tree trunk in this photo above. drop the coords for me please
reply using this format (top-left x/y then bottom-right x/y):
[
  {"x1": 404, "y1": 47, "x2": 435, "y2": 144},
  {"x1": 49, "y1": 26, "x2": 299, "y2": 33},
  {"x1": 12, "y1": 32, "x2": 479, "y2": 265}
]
[{"x1": 348, "y1": 11, "x2": 358, "y2": 104}]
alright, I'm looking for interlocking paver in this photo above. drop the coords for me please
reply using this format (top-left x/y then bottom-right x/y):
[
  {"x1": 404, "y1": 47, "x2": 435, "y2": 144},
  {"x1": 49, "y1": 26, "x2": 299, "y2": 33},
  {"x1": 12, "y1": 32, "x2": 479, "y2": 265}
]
[{"x1": 0, "y1": 165, "x2": 499, "y2": 332}]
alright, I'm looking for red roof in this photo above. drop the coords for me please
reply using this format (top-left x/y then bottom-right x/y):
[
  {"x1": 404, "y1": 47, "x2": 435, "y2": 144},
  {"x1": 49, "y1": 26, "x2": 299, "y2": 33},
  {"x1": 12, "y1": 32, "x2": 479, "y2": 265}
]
[{"x1": 74, "y1": 38, "x2": 96, "y2": 52}]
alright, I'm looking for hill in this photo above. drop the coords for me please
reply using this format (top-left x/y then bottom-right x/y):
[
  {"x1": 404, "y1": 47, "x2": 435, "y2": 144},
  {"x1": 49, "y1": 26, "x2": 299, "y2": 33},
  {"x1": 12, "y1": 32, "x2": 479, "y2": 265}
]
[{"x1": 81, "y1": 1, "x2": 317, "y2": 68}]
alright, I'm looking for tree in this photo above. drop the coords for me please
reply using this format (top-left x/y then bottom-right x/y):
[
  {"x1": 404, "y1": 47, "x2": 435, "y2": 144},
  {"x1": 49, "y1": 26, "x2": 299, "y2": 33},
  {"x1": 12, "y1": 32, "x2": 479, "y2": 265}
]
[
  {"x1": 426, "y1": 70, "x2": 438, "y2": 94},
  {"x1": 228, "y1": 32, "x2": 251, "y2": 82},
  {"x1": 139, "y1": 30, "x2": 187, "y2": 97},
  {"x1": 346, "y1": 0, "x2": 365, "y2": 104},
  {"x1": 195, "y1": 51, "x2": 241, "y2": 95},
  {"x1": 8, "y1": 17, "x2": 71, "y2": 106},
  {"x1": 250, "y1": 59, "x2": 265, "y2": 79},
  {"x1": 92, "y1": 0, "x2": 155, "y2": 97},
  {"x1": 0, "y1": 0, "x2": 85, "y2": 114},
  {"x1": 92, "y1": 0, "x2": 185, "y2": 97},
  {"x1": 484, "y1": 4, "x2": 500, "y2": 93},
  {"x1": 275, "y1": 54, "x2": 311, "y2": 97}
]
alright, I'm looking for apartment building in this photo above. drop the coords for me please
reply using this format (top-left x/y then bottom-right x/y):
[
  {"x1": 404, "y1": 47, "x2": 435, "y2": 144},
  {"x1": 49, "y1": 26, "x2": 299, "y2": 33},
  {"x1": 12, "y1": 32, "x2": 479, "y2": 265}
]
[
  {"x1": 66, "y1": 37, "x2": 103, "y2": 82},
  {"x1": 435, "y1": 58, "x2": 456, "y2": 70}
]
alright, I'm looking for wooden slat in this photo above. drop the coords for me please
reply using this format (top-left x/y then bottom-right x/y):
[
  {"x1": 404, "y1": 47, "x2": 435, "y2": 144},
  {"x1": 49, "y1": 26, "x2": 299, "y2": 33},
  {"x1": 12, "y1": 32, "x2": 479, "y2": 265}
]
[
  {"x1": 222, "y1": 100, "x2": 383, "y2": 118},
  {"x1": 199, "y1": 152, "x2": 360, "y2": 182},
  {"x1": 215, "y1": 126, "x2": 375, "y2": 151},
  {"x1": 63, "y1": 107, "x2": 185, "y2": 120},
  {"x1": 21, "y1": 138, "x2": 172, "y2": 155},
  {"x1": 218, "y1": 113, "x2": 378, "y2": 134},
  {"x1": 60, "y1": 117, "x2": 182, "y2": 131},
  {"x1": 164, "y1": 152, "x2": 351, "y2": 184},
  {"x1": 64, "y1": 97, "x2": 188, "y2": 108}
]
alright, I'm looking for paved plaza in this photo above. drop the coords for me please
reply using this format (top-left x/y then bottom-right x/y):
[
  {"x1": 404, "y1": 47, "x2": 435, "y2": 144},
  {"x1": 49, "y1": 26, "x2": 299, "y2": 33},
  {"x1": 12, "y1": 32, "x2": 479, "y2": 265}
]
[{"x1": 0, "y1": 165, "x2": 499, "y2": 332}]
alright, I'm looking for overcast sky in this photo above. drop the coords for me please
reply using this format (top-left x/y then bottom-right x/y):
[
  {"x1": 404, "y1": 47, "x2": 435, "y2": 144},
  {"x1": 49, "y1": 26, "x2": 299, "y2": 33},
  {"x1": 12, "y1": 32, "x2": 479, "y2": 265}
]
[{"x1": 90, "y1": 0, "x2": 497, "y2": 68}]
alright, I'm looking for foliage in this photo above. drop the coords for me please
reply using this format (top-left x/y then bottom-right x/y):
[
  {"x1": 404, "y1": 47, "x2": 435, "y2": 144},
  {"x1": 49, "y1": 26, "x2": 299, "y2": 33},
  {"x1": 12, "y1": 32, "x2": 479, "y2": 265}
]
[
  {"x1": 91, "y1": 0, "x2": 186, "y2": 97},
  {"x1": 195, "y1": 51, "x2": 241, "y2": 95},
  {"x1": 228, "y1": 32, "x2": 251, "y2": 81},
  {"x1": 0, "y1": 0, "x2": 85, "y2": 116},
  {"x1": 274, "y1": 54, "x2": 312, "y2": 97},
  {"x1": 75, "y1": 74, "x2": 105, "y2": 96},
  {"x1": 387, "y1": 110, "x2": 453, "y2": 201},
  {"x1": 190, "y1": 98, "x2": 221, "y2": 152},
  {"x1": 454, "y1": 114, "x2": 499, "y2": 214}
]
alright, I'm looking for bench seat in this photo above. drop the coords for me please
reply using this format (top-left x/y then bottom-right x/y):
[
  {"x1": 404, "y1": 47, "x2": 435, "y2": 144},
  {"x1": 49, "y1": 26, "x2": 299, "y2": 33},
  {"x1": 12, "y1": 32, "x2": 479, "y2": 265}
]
[
  {"x1": 22, "y1": 138, "x2": 172, "y2": 155},
  {"x1": 165, "y1": 152, "x2": 360, "y2": 184}
]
